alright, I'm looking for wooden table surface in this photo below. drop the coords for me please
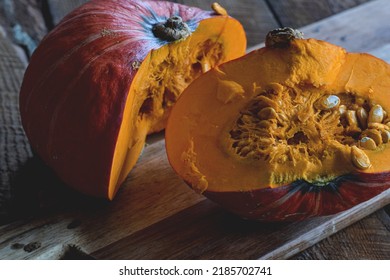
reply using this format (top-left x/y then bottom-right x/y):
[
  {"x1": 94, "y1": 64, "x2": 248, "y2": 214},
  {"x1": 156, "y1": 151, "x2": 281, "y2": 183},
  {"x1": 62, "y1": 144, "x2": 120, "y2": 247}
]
[{"x1": 0, "y1": 0, "x2": 389, "y2": 260}]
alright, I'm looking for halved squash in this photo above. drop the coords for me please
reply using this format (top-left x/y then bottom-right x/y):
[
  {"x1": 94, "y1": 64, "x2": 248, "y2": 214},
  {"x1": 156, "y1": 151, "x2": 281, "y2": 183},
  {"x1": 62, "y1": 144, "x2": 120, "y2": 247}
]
[{"x1": 166, "y1": 28, "x2": 390, "y2": 221}]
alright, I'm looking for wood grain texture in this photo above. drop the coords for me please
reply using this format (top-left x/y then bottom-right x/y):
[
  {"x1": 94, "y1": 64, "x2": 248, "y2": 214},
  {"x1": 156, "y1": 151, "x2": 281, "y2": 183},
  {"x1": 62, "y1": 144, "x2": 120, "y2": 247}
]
[
  {"x1": 300, "y1": 0, "x2": 390, "y2": 53},
  {"x1": 267, "y1": 0, "x2": 373, "y2": 28},
  {"x1": 90, "y1": 190, "x2": 390, "y2": 260},
  {"x1": 248, "y1": 0, "x2": 390, "y2": 53},
  {"x1": 291, "y1": 209, "x2": 390, "y2": 259},
  {"x1": 0, "y1": 139, "x2": 205, "y2": 259}
]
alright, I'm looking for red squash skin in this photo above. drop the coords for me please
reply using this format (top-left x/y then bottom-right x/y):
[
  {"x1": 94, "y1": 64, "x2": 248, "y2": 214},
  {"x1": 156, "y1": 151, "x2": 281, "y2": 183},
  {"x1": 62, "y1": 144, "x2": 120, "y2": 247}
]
[
  {"x1": 204, "y1": 172, "x2": 390, "y2": 221},
  {"x1": 19, "y1": 0, "x2": 219, "y2": 198}
]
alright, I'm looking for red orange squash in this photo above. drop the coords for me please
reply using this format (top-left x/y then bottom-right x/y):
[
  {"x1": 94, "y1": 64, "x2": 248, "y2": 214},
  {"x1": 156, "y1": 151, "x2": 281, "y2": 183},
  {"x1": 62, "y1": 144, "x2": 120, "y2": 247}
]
[
  {"x1": 166, "y1": 28, "x2": 390, "y2": 221},
  {"x1": 19, "y1": 0, "x2": 246, "y2": 199}
]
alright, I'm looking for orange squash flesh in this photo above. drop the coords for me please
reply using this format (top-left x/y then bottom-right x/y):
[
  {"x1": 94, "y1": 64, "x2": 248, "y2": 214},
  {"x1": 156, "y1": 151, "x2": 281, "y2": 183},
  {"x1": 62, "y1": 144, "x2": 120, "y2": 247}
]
[
  {"x1": 166, "y1": 30, "x2": 390, "y2": 221},
  {"x1": 109, "y1": 16, "x2": 245, "y2": 199}
]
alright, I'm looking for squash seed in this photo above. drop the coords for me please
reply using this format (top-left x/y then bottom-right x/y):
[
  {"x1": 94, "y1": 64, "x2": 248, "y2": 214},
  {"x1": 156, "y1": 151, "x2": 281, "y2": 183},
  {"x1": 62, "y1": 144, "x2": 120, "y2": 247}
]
[
  {"x1": 368, "y1": 104, "x2": 384, "y2": 123},
  {"x1": 346, "y1": 110, "x2": 359, "y2": 127},
  {"x1": 258, "y1": 120, "x2": 275, "y2": 129},
  {"x1": 356, "y1": 107, "x2": 368, "y2": 129},
  {"x1": 362, "y1": 129, "x2": 382, "y2": 145},
  {"x1": 359, "y1": 136, "x2": 377, "y2": 150},
  {"x1": 368, "y1": 122, "x2": 389, "y2": 131},
  {"x1": 339, "y1": 104, "x2": 347, "y2": 116},
  {"x1": 351, "y1": 146, "x2": 371, "y2": 169},
  {"x1": 315, "y1": 95, "x2": 340, "y2": 110},
  {"x1": 257, "y1": 107, "x2": 278, "y2": 120},
  {"x1": 382, "y1": 130, "x2": 390, "y2": 143}
]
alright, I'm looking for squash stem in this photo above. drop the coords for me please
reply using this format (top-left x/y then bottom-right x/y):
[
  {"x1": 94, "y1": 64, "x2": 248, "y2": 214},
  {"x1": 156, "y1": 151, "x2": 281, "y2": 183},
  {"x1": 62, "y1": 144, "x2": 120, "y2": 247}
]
[{"x1": 152, "y1": 16, "x2": 191, "y2": 42}]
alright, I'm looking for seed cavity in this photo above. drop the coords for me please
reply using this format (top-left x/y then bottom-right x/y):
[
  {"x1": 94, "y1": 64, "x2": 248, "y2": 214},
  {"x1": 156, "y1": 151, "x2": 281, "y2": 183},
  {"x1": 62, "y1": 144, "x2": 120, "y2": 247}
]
[{"x1": 229, "y1": 87, "x2": 389, "y2": 176}]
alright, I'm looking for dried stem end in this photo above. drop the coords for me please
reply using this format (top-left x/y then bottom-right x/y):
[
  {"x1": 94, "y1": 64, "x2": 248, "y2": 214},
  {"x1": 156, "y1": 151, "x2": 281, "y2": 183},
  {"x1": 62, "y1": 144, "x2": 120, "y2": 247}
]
[
  {"x1": 152, "y1": 16, "x2": 191, "y2": 42},
  {"x1": 265, "y1": 27, "x2": 304, "y2": 48},
  {"x1": 212, "y1": 2, "x2": 228, "y2": 16}
]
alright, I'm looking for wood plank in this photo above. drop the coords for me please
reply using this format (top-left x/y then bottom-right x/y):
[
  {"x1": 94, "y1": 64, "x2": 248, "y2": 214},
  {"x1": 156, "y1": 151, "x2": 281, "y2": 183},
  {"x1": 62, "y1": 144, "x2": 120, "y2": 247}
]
[
  {"x1": 291, "y1": 209, "x2": 390, "y2": 259},
  {"x1": 267, "y1": 0, "x2": 373, "y2": 28},
  {"x1": 91, "y1": 190, "x2": 390, "y2": 260},
  {"x1": 248, "y1": 0, "x2": 390, "y2": 53},
  {"x1": 301, "y1": 0, "x2": 390, "y2": 53},
  {"x1": 0, "y1": 140, "x2": 205, "y2": 259}
]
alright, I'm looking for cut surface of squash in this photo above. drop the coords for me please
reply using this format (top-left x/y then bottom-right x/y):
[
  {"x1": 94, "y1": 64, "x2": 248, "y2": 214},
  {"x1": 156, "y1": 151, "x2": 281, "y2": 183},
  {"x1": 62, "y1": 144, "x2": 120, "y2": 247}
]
[
  {"x1": 109, "y1": 16, "x2": 245, "y2": 199},
  {"x1": 166, "y1": 30, "x2": 390, "y2": 194}
]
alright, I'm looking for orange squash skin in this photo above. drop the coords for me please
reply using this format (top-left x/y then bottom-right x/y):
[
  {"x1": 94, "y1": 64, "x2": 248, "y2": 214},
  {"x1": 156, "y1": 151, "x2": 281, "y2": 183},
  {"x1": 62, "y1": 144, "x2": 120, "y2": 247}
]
[
  {"x1": 166, "y1": 30, "x2": 390, "y2": 221},
  {"x1": 19, "y1": 0, "x2": 246, "y2": 199}
]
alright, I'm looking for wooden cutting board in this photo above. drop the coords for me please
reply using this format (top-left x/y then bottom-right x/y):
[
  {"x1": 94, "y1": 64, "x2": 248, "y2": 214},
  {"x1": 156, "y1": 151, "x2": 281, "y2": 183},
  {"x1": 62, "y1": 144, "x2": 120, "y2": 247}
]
[{"x1": 0, "y1": 0, "x2": 390, "y2": 259}]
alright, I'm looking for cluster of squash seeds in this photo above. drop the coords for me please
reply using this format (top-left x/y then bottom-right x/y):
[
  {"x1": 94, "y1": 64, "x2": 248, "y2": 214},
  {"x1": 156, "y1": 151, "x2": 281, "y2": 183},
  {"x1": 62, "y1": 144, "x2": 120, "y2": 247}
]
[
  {"x1": 337, "y1": 97, "x2": 390, "y2": 169},
  {"x1": 229, "y1": 88, "x2": 389, "y2": 171}
]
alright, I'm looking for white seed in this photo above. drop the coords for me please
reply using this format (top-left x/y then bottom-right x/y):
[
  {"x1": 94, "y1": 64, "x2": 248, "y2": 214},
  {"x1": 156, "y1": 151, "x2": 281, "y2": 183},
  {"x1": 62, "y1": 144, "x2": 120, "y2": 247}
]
[
  {"x1": 346, "y1": 110, "x2": 359, "y2": 127},
  {"x1": 362, "y1": 129, "x2": 382, "y2": 145},
  {"x1": 382, "y1": 130, "x2": 390, "y2": 143},
  {"x1": 257, "y1": 107, "x2": 278, "y2": 120},
  {"x1": 359, "y1": 137, "x2": 377, "y2": 150},
  {"x1": 339, "y1": 105, "x2": 347, "y2": 116},
  {"x1": 315, "y1": 95, "x2": 340, "y2": 110},
  {"x1": 368, "y1": 104, "x2": 384, "y2": 124},
  {"x1": 351, "y1": 146, "x2": 371, "y2": 170},
  {"x1": 356, "y1": 107, "x2": 368, "y2": 129}
]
